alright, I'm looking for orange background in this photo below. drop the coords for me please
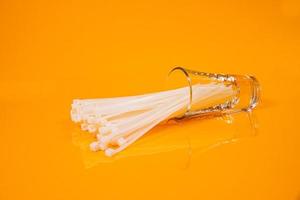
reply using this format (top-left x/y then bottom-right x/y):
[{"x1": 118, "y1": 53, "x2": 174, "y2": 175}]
[{"x1": 0, "y1": 0, "x2": 300, "y2": 199}]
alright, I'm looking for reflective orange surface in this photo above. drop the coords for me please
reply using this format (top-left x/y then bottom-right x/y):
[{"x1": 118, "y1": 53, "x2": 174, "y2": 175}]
[{"x1": 1, "y1": 0, "x2": 300, "y2": 199}]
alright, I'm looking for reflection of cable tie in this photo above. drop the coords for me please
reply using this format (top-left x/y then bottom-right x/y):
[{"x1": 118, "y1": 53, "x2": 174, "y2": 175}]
[{"x1": 70, "y1": 83, "x2": 235, "y2": 157}]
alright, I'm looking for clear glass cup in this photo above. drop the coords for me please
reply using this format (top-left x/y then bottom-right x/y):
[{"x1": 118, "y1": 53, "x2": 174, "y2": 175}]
[{"x1": 166, "y1": 66, "x2": 261, "y2": 120}]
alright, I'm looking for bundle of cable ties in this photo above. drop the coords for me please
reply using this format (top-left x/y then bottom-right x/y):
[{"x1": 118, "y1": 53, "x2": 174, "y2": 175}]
[{"x1": 71, "y1": 82, "x2": 235, "y2": 157}]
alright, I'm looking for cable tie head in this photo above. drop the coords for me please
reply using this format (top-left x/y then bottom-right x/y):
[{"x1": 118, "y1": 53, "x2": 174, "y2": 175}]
[
  {"x1": 81, "y1": 123, "x2": 88, "y2": 131},
  {"x1": 90, "y1": 141, "x2": 100, "y2": 152},
  {"x1": 104, "y1": 148, "x2": 114, "y2": 157},
  {"x1": 87, "y1": 125, "x2": 97, "y2": 133}
]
